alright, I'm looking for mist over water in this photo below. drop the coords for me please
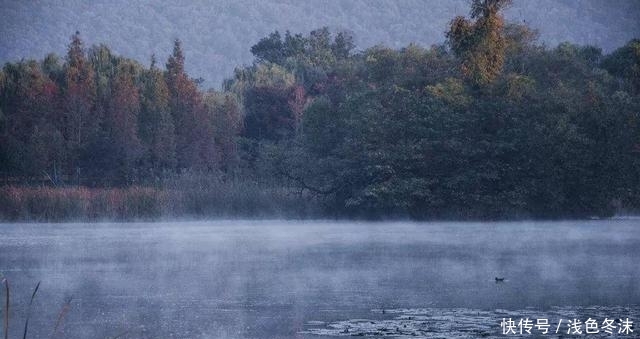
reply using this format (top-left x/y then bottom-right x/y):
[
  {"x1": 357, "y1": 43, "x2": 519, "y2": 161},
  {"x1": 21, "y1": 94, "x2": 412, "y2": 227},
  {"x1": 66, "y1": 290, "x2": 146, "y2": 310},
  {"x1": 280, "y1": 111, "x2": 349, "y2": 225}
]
[
  {"x1": 1, "y1": 220, "x2": 639, "y2": 338},
  {"x1": 0, "y1": 220, "x2": 640, "y2": 338}
]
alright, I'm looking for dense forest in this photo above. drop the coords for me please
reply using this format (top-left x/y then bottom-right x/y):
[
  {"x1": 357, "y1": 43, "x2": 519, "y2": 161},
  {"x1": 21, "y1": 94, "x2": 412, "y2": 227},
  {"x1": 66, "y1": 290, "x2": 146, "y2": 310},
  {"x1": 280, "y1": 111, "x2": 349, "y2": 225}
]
[{"x1": 1, "y1": 0, "x2": 639, "y2": 220}]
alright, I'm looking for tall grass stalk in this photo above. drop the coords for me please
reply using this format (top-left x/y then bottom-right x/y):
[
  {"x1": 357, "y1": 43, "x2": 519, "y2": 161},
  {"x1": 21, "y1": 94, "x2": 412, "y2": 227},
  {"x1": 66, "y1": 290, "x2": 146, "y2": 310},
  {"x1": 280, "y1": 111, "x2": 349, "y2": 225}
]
[
  {"x1": 2, "y1": 278, "x2": 8, "y2": 339},
  {"x1": 22, "y1": 281, "x2": 40, "y2": 339},
  {"x1": 50, "y1": 297, "x2": 72, "y2": 338}
]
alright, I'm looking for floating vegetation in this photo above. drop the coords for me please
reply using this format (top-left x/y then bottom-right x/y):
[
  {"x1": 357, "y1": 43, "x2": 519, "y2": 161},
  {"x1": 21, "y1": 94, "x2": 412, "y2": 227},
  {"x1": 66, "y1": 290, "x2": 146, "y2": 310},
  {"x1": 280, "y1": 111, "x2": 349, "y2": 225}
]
[{"x1": 303, "y1": 306, "x2": 640, "y2": 338}]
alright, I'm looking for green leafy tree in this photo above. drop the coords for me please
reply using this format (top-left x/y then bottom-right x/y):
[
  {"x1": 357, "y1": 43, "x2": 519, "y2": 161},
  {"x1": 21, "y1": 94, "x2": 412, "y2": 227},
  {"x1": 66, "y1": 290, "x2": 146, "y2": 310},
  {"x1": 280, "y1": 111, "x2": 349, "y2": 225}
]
[
  {"x1": 204, "y1": 92, "x2": 242, "y2": 168},
  {"x1": 0, "y1": 60, "x2": 64, "y2": 178},
  {"x1": 602, "y1": 39, "x2": 640, "y2": 93}
]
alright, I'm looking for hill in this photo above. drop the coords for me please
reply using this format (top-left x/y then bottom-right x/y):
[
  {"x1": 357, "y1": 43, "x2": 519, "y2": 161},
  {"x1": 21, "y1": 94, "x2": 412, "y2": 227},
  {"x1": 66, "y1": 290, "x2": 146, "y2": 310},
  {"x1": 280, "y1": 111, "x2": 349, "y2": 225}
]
[{"x1": 1, "y1": 0, "x2": 639, "y2": 88}]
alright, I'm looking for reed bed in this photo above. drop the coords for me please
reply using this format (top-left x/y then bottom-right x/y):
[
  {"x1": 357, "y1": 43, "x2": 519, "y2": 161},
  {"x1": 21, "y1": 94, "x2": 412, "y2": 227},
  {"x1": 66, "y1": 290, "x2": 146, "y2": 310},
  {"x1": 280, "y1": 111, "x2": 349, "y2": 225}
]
[
  {"x1": 0, "y1": 186, "x2": 168, "y2": 221},
  {"x1": 0, "y1": 174, "x2": 321, "y2": 221}
]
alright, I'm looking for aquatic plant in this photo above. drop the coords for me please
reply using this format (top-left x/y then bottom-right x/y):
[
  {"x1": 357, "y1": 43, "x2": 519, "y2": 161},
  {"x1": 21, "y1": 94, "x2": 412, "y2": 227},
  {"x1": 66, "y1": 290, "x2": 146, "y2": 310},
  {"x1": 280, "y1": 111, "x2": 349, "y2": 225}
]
[{"x1": 1, "y1": 280, "x2": 73, "y2": 339}]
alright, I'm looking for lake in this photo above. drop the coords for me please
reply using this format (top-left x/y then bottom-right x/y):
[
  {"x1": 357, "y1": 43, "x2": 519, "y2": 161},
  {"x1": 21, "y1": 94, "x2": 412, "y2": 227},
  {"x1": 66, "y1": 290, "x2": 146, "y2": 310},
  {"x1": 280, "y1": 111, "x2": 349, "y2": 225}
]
[{"x1": 1, "y1": 220, "x2": 639, "y2": 338}]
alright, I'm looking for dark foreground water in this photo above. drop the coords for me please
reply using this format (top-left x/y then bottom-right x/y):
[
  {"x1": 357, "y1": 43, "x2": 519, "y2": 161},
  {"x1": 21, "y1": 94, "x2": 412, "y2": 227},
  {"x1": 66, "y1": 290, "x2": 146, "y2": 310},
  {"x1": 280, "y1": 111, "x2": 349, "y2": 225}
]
[{"x1": 0, "y1": 220, "x2": 639, "y2": 338}]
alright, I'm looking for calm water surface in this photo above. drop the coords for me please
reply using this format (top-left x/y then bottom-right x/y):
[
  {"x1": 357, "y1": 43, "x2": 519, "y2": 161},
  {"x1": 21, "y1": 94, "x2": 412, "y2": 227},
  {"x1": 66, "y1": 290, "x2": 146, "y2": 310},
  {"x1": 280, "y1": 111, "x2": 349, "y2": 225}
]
[{"x1": 0, "y1": 220, "x2": 638, "y2": 338}]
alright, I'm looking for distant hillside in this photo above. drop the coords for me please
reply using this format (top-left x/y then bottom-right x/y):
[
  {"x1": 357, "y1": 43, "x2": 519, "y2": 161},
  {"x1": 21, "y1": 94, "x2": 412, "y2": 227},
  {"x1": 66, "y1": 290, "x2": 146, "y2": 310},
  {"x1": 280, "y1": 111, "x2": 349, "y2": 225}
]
[{"x1": 1, "y1": 0, "x2": 639, "y2": 88}]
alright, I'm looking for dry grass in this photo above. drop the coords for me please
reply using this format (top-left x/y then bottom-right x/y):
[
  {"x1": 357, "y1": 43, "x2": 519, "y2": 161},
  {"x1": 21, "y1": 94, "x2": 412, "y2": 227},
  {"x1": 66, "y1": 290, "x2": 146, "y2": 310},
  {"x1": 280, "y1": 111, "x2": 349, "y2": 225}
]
[
  {"x1": 0, "y1": 174, "x2": 321, "y2": 221},
  {"x1": 0, "y1": 186, "x2": 168, "y2": 221},
  {"x1": 164, "y1": 172, "x2": 320, "y2": 218}
]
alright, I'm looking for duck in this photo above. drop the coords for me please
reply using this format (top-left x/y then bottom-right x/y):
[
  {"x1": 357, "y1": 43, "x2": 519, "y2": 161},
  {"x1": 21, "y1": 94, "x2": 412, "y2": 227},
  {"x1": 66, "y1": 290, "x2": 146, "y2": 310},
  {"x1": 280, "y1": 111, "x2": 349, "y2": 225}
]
[{"x1": 495, "y1": 277, "x2": 505, "y2": 282}]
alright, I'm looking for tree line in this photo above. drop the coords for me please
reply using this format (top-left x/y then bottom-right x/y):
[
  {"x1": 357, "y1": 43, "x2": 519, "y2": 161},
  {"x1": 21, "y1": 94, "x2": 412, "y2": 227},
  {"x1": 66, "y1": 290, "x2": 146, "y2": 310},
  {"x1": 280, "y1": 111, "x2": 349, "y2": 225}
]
[
  {"x1": 0, "y1": 33, "x2": 241, "y2": 186},
  {"x1": 1, "y1": 0, "x2": 639, "y2": 219}
]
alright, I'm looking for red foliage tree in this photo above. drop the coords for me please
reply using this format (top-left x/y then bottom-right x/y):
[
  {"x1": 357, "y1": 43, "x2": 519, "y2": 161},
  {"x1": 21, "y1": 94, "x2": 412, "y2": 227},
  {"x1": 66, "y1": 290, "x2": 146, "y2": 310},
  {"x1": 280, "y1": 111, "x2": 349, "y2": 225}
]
[{"x1": 166, "y1": 39, "x2": 217, "y2": 170}]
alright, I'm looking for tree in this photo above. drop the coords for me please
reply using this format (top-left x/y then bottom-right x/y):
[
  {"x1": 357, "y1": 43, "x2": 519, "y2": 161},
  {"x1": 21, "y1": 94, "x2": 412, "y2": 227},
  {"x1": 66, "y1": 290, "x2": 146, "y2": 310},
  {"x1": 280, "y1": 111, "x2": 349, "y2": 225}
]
[
  {"x1": 332, "y1": 31, "x2": 355, "y2": 60},
  {"x1": 250, "y1": 31, "x2": 285, "y2": 65},
  {"x1": 139, "y1": 55, "x2": 177, "y2": 172},
  {"x1": 102, "y1": 61, "x2": 143, "y2": 183},
  {"x1": 446, "y1": 0, "x2": 512, "y2": 86},
  {"x1": 204, "y1": 92, "x2": 242, "y2": 168},
  {"x1": 89, "y1": 44, "x2": 119, "y2": 123},
  {"x1": 63, "y1": 32, "x2": 98, "y2": 178},
  {"x1": 166, "y1": 39, "x2": 217, "y2": 170},
  {"x1": 0, "y1": 60, "x2": 64, "y2": 178},
  {"x1": 602, "y1": 39, "x2": 640, "y2": 93},
  {"x1": 243, "y1": 85, "x2": 297, "y2": 141}
]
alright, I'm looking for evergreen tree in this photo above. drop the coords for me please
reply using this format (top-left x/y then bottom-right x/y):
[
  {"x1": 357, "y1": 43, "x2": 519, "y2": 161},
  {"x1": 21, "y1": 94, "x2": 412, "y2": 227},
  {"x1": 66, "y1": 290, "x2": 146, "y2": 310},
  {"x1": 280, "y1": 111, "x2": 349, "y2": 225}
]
[
  {"x1": 166, "y1": 39, "x2": 217, "y2": 169},
  {"x1": 140, "y1": 55, "x2": 176, "y2": 172},
  {"x1": 103, "y1": 61, "x2": 143, "y2": 183},
  {"x1": 63, "y1": 32, "x2": 98, "y2": 178}
]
